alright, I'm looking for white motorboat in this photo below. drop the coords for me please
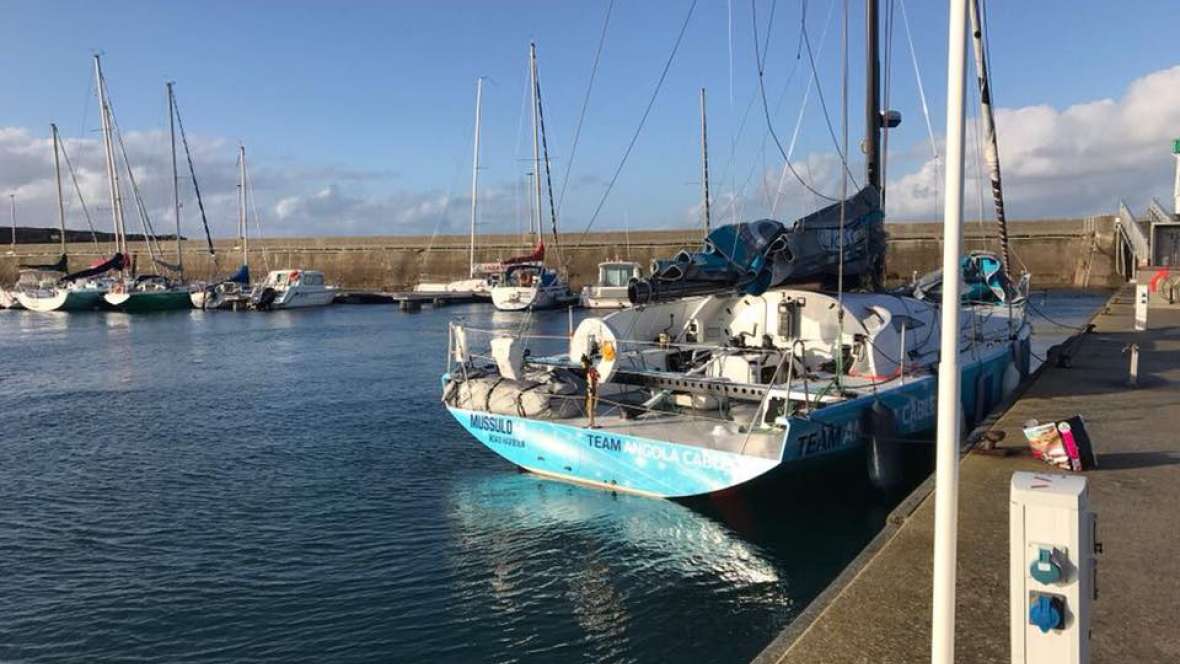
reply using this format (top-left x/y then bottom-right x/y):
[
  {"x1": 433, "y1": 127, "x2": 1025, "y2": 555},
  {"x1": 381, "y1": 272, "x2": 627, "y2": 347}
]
[
  {"x1": 580, "y1": 261, "x2": 642, "y2": 309},
  {"x1": 252, "y1": 269, "x2": 337, "y2": 310}
]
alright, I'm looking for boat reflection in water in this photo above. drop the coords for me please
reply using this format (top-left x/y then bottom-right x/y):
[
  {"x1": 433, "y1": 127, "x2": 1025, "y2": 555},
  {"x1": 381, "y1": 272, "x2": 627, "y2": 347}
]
[{"x1": 440, "y1": 459, "x2": 913, "y2": 663}]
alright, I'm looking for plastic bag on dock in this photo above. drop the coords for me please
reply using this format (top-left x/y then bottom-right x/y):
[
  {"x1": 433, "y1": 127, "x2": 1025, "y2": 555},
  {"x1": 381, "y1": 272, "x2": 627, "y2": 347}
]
[{"x1": 1022, "y1": 416, "x2": 1097, "y2": 471}]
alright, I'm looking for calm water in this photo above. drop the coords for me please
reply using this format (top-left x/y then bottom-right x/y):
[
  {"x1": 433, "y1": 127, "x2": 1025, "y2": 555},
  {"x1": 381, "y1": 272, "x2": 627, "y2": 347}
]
[{"x1": 0, "y1": 290, "x2": 1107, "y2": 663}]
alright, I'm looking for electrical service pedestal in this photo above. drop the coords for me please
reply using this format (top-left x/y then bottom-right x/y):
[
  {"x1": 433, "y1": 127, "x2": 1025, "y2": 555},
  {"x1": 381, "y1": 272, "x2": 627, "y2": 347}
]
[{"x1": 1010, "y1": 472, "x2": 1097, "y2": 664}]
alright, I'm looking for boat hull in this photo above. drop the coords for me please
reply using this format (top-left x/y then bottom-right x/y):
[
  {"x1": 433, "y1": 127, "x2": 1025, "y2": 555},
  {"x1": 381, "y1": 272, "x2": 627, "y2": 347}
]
[
  {"x1": 16, "y1": 288, "x2": 106, "y2": 312},
  {"x1": 447, "y1": 338, "x2": 1025, "y2": 498},
  {"x1": 0, "y1": 288, "x2": 23, "y2": 310},
  {"x1": 104, "y1": 289, "x2": 192, "y2": 312},
  {"x1": 270, "y1": 287, "x2": 337, "y2": 309},
  {"x1": 491, "y1": 285, "x2": 573, "y2": 311}
]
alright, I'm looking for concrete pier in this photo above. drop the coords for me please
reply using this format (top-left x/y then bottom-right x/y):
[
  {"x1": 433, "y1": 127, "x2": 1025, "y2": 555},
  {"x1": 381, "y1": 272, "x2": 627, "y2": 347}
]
[{"x1": 754, "y1": 286, "x2": 1180, "y2": 663}]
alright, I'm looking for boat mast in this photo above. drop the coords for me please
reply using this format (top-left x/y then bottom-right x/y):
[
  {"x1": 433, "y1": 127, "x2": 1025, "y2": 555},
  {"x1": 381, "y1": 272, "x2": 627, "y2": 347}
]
[
  {"x1": 469, "y1": 77, "x2": 483, "y2": 278},
  {"x1": 931, "y1": 0, "x2": 969, "y2": 662},
  {"x1": 699, "y1": 88, "x2": 712, "y2": 234},
  {"x1": 239, "y1": 144, "x2": 248, "y2": 269},
  {"x1": 168, "y1": 82, "x2": 182, "y2": 276},
  {"x1": 865, "y1": 0, "x2": 881, "y2": 193},
  {"x1": 8, "y1": 194, "x2": 14, "y2": 253},
  {"x1": 51, "y1": 124, "x2": 67, "y2": 255},
  {"x1": 529, "y1": 42, "x2": 542, "y2": 246},
  {"x1": 968, "y1": 0, "x2": 1011, "y2": 273},
  {"x1": 94, "y1": 55, "x2": 127, "y2": 259}
]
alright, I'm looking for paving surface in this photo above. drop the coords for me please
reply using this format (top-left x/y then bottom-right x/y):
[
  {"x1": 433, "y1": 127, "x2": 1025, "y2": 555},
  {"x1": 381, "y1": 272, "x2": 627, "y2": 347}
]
[{"x1": 754, "y1": 287, "x2": 1180, "y2": 663}]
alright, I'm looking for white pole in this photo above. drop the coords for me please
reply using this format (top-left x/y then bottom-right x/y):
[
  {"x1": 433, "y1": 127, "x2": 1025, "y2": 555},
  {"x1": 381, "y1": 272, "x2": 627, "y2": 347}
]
[
  {"x1": 530, "y1": 42, "x2": 543, "y2": 244},
  {"x1": 469, "y1": 77, "x2": 484, "y2": 278},
  {"x1": 52, "y1": 124, "x2": 67, "y2": 255},
  {"x1": 931, "y1": 1, "x2": 969, "y2": 663},
  {"x1": 1172, "y1": 141, "x2": 1179, "y2": 216},
  {"x1": 239, "y1": 144, "x2": 248, "y2": 269},
  {"x1": 9, "y1": 194, "x2": 15, "y2": 253}
]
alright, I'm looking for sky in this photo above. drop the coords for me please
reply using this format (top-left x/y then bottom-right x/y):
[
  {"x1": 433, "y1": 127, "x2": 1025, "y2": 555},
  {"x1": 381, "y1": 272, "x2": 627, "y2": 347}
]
[{"x1": 1, "y1": 0, "x2": 1179, "y2": 239}]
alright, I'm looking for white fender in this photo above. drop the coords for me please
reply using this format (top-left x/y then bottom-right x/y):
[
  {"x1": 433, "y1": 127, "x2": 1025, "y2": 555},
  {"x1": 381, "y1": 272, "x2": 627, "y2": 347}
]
[
  {"x1": 569, "y1": 317, "x2": 623, "y2": 383},
  {"x1": 451, "y1": 324, "x2": 469, "y2": 364}
]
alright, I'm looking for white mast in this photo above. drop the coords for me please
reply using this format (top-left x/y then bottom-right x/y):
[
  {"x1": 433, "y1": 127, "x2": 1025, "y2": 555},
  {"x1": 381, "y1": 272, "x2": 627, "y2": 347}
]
[
  {"x1": 94, "y1": 55, "x2": 126, "y2": 259},
  {"x1": 52, "y1": 124, "x2": 67, "y2": 255},
  {"x1": 8, "y1": 194, "x2": 14, "y2": 254},
  {"x1": 529, "y1": 42, "x2": 543, "y2": 245},
  {"x1": 469, "y1": 77, "x2": 484, "y2": 278},
  {"x1": 239, "y1": 144, "x2": 248, "y2": 269},
  {"x1": 931, "y1": 0, "x2": 969, "y2": 662},
  {"x1": 168, "y1": 82, "x2": 182, "y2": 275}
]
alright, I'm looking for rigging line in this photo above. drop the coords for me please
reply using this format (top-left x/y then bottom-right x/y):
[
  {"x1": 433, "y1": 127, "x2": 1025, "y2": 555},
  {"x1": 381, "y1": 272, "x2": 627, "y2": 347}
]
[
  {"x1": 533, "y1": 57, "x2": 563, "y2": 268},
  {"x1": 771, "y1": 0, "x2": 837, "y2": 216},
  {"x1": 170, "y1": 90, "x2": 215, "y2": 256},
  {"x1": 753, "y1": 0, "x2": 839, "y2": 203},
  {"x1": 57, "y1": 138, "x2": 100, "y2": 246},
  {"x1": 574, "y1": 0, "x2": 699, "y2": 244},
  {"x1": 556, "y1": 0, "x2": 614, "y2": 215},
  {"x1": 800, "y1": 0, "x2": 858, "y2": 190},
  {"x1": 243, "y1": 155, "x2": 270, "y2": 273},
  {"x1": 897, "y1": 0, "x2": 940, "y2": 214},
  {"x1": 106, "y1": 100, "x2": 164, "y2": 262},
  {"x1": 880, "y1": 0, "x2": 895, "y2": 207}
]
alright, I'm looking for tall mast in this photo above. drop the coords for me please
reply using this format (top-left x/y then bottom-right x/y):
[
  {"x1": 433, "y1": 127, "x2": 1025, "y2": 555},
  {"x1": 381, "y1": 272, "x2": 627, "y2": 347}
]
[
  {"x1": 8, "y1": 194, "x2": 14, "y2": 253},
  {"x1": 52, "y1": 124, "x2": 67, "y2": 254},
  {"x1": 699, "y1": 88, "x2": 712, "y2": 234},
  {"x1": 469, "y1": 77, "x2": 484, "y2": 278},
  {"x1": 968, "y1": 0, "x2": 1011, "y2": 273},
  {"x1": 864, "y1": 0, "x2": 881, "y2": 193},
  {"x1": 94, "y1": 55, "x2": 126, "y2": 258},
  {"x1": 239, "y1": 144, "x2": 248, "y2": 269},
  {"x1": 168, "y1": 82, "x2": 182, "y2": 275},
  {"x1": 931, "y1": 0, "x2": 969, "y2": 661},
  {"x1": 1174, "y1": 138, "x2": 1180, "y2": 216},
  {"x1": 529, "y1": 42, "x2": 543, "y2": 245}
]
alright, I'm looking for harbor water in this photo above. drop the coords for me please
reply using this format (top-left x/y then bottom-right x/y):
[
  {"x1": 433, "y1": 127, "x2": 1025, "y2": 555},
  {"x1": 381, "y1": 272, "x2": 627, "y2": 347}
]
[{"x1": 0, "y1": 290, "x2": 1107, "y2": 663}]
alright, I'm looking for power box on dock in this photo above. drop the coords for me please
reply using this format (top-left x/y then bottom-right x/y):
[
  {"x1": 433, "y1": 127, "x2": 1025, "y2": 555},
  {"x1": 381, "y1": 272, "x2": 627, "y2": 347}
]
[{"x1": 1010, "y1": 472, "x2": 1097, "y2": 664}]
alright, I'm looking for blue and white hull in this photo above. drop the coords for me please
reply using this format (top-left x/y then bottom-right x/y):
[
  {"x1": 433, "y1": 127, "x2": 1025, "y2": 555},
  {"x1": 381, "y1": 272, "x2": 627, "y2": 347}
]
[{"x1": 447, "y1": 338, "x2": 1024, "y2": 498}]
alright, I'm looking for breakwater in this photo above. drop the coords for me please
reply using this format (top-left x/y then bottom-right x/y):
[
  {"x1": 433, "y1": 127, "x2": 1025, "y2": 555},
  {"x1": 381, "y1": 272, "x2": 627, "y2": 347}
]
[{"x1": 1, "y1": 216, "x2": 1120, "y2": 290}]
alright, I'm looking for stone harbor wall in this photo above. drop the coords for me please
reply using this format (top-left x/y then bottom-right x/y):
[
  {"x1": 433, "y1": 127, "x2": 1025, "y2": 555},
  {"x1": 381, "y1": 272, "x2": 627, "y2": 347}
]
[{"x1": 0, "y1": 216, "x2": 1121, "y2": 290}]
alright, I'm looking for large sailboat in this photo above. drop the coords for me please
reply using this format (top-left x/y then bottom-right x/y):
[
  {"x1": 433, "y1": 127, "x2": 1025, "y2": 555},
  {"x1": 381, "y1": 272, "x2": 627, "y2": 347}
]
[
  {"x1": 440, "y1": 1, "x2": 1032, "y2": 498},
  {"x1": 15, "y1": 122, "x2": 111, "y2": 313},
  {"x1": 103, "y1": 78, "x2": 198, "y2": 313},
  {"x1": 490, "y1": 43, "x2": 575, "y2": 312}
]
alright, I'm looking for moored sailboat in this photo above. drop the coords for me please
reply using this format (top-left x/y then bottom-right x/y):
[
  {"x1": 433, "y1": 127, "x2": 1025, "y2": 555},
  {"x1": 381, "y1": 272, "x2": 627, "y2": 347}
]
[{"x1": 490, "y1": 43, "x2": 575, "y2": 311}]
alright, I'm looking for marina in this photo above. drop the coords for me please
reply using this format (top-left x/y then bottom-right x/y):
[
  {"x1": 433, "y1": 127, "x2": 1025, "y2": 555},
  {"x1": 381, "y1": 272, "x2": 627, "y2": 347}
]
[
  {"x1": 2, "y1": 0, "x2": 1178, "y2": 661},
  {"x1": 0, "y1": 291, "x2": 1106, "y2": 663}
]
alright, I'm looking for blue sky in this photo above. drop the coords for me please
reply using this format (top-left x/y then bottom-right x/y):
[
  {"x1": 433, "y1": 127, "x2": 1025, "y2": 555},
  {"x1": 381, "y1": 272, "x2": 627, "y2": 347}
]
[{"x1": 1, "y1": 0, "x2": 1179, "y2": 237}]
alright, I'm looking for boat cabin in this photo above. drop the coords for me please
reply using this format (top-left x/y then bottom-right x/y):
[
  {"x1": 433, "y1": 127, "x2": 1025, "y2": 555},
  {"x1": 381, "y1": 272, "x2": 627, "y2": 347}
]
[
  {"x1": 501, "y1": 263, "x2": 557, "y2": 289},
  {"x1": 596, "y1": 261, "x2": 642, "y2": 288},
  {"x1": 262, "y1": 270, "x2": 326, "y2": 290}
]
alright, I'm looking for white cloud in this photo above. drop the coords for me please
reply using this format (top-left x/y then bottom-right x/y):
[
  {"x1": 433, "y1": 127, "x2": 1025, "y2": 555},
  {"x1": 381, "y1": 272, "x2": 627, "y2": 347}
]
[{"x1": 886, "y1": 64, "x2": 1180, "y2": 219}]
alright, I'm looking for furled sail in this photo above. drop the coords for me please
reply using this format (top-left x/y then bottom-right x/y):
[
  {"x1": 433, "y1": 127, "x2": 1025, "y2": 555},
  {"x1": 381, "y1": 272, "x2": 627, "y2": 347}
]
[
  {"x1": 226, "y1": 264, "x2": 250, "y2": 284},
  {"x1": 502, "y1": 240, "x2": 545, "y2": 266},
  {"x1": 62, "y1": 253, "x2": 125, "y2": 282},
  {"x1": 628, "y1": 187, "x2": 886, "y2": 304}
]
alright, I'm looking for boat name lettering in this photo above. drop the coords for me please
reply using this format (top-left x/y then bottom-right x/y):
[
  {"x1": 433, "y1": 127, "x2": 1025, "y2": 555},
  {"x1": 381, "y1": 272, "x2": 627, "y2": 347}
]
[
  {"x1": 488, "y1": 434, "x2": 525, "y2": 448},
  {"x1": 898, "y1": 395, "x2": 934, "y2": 429},
  {"x1": 800, "y1": 420, "x2": 862, "y2": 456},
  {"x1": 586, "y1": 433, "x2": 623, "y2": 452},
  {"x1": 469, "y1": 414, "x2": 513, "y2": 435}
]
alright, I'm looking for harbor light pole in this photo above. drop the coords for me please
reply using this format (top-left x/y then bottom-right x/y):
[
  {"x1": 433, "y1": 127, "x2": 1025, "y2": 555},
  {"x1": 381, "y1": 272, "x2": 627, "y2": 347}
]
[{"x1": 931, "y1": 0, "x2": 969, "y2": 662}]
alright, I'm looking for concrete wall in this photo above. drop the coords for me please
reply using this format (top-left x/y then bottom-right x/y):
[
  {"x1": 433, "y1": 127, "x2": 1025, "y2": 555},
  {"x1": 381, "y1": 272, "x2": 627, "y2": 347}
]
[{"x1": 0, "y1": 216, "x2": 1121, "y2": 290}]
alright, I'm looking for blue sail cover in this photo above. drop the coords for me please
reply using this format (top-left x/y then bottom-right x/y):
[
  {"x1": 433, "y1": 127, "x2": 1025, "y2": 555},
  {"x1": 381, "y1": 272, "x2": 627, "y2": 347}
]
[
  {"x1": 227, "y1": 264, "x2": 250, "y2": 285},
  {"x1": 909, "y1": 251, "x2": 1016, "y2": 304},
  {"x1": 630, "y1": 187, "x2": 886, "y2": 303}
]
